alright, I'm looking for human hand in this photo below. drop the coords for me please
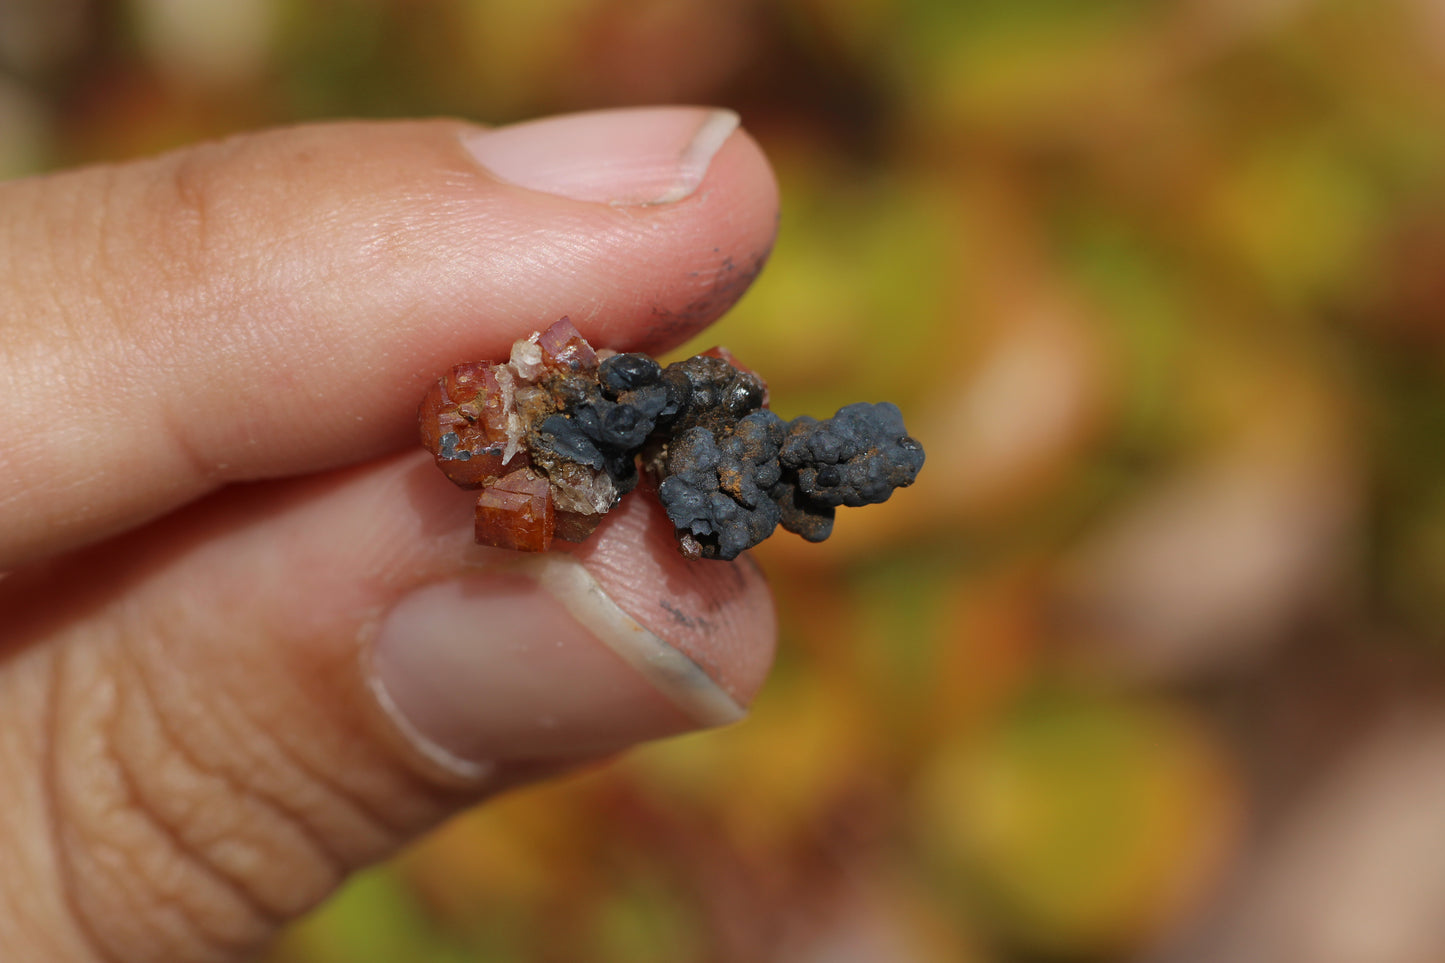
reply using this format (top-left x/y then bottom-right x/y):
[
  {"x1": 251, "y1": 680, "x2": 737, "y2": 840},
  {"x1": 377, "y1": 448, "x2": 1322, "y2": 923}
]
[{"x1": 0, "y1": 107, "x2": 779, "y2": 962}]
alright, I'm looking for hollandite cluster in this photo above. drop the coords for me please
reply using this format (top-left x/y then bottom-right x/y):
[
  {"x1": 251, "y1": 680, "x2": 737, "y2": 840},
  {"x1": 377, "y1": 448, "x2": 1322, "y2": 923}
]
[{"x1": 419, "y1": 318, "x2": 925, "y2": 559}]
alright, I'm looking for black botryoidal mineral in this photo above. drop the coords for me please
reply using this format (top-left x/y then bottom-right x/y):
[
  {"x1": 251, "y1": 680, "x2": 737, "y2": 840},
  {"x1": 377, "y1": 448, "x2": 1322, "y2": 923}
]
[{"x1": 534, "y1": 350, "x2": 924, "y2": 560}]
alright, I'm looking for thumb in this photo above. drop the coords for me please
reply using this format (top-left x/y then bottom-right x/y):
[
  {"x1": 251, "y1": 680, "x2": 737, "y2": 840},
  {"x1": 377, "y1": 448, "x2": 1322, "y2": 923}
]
[
  {"x1": 0, "y1": 108, "x2": 778, "y2": 963},
  {"x1": 4, "y1": 455, "x2": 775, "y2": 963}
]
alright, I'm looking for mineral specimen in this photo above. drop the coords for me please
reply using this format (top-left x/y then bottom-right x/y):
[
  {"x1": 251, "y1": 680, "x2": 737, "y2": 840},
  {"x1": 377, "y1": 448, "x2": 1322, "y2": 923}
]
[{"x1": 419, "y1": 318, "x2": 925, "y2": 560}]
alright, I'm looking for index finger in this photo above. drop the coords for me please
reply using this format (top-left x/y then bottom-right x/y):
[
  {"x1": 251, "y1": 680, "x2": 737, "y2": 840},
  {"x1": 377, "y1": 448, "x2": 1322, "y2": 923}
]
[{"x1": 0, "y1": 108, "x2": 778, "y2": 569}]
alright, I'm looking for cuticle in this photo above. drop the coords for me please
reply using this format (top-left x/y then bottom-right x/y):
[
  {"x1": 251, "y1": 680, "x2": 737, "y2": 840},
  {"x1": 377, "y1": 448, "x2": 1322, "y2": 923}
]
[{"x1": 358, "y1": 605, "x2": 499, "y2": 786}]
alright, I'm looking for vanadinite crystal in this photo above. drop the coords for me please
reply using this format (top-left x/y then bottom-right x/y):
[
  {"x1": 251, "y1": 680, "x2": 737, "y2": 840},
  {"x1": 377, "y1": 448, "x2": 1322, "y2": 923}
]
[{"x1": 418, "y1": 318, "x2": 925, "y2": 560}]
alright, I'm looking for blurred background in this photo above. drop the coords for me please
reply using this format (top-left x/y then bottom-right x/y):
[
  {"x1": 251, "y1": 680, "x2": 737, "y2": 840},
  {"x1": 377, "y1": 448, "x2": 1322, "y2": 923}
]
[{"x1": 8, "y1": 0, "x2": 1445, "y2": 959}]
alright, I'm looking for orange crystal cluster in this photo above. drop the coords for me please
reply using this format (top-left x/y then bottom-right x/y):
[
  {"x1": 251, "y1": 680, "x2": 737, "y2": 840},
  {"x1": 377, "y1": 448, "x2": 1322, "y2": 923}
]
[{"x1": 417, "y1": 317, "x2": 609, "y2": 551}]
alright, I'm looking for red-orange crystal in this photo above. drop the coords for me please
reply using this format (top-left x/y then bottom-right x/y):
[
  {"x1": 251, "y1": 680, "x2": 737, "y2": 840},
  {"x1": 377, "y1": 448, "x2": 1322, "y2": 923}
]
[
  {"x1": 473, "y1": 467, "x2": 555, "y2": 551},
  {"x1": 536, "y1": 315, "x2": 597, "y2": 371},
  {"x1": 419, "y1": 361, "x2": 520, "y2": 488}
]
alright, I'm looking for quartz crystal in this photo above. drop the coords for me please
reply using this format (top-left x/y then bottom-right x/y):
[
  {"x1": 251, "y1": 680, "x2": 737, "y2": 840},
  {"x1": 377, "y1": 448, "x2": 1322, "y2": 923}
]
[{"x1": 419, "y1": 318, "x2": 925, "y2": 559}]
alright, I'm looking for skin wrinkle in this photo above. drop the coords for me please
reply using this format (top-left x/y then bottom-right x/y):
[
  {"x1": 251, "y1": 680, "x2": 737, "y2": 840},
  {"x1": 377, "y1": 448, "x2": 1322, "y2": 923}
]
[
  {"x1": 163, "y1": 148, "x2": 216, "y2": 265},
  {"x1": 146, "y1": 470, "x2": 473, "y2": 835},
  {"x1": 7, "y1": 508, "x2": 332, "y2": 954},
  {"x1": 217, "y1": 657, "x2": 421, "y2": 850},
  {"x1": 243, "y1": 505, "x2": 479, "y2": 821},
  {"x1": 45, "y1": 643, "x2": 132, "y2": 963},
  {"x1": 124, "y1": 652, "x2": 348, "y2": 916},
  {"x1": 25, "y1": 650, "x2": 103, "y2": 963},
  {"x1": 116, "y1": 147, "x2": 327, "y2": 474},
  {"x1": 53, "y1": 632, "x2": 303, "y2": 962},
  {"x1": 247, "y1": 709, "x2": 411, "y2": 848},
  {"x1": 121, "y1": 552, "x2": 430, "y2": 852},
  {"x1": 4, "y1": 461, "x2": 457, "y2": 957},
  {"x1": 108, "y1": 738, "x2": 275, "y2": 957},
  {"x1": 158, "y1": 402, "x2": 227, "y2": 492},
  {"x1": 129, "y1": 161, "x2": 303, "y2": 484}
]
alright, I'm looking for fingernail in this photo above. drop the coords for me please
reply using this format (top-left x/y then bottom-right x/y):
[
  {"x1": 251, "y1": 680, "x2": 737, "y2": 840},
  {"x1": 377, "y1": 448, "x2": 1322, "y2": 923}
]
[
  {"x1": 462, "y1": 106, "x2": 740, "y2": 206},
  {"x1": 368, "y1": 559, "x2": 744, "y2": 778}
]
